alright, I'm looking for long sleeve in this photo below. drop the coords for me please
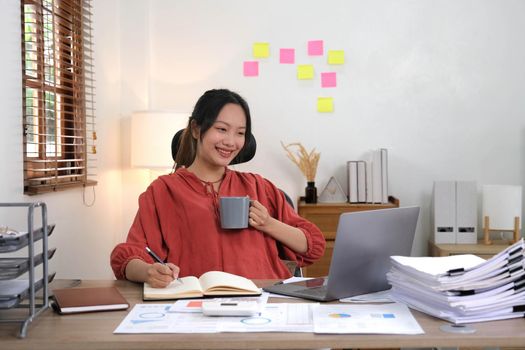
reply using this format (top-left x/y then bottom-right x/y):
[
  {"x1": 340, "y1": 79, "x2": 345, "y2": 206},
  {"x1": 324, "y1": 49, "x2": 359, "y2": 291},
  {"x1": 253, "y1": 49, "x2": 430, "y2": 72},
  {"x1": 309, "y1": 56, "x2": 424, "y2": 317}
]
[
  {"x1": 110, "y1": 185, "x2": 165, "y2": 280},
  {"x1": 111, "y1": 168, "x2": 325, "y2": 280},
  {"x1": 260, "y1": 177, "x2": 326, "y2": 267}
]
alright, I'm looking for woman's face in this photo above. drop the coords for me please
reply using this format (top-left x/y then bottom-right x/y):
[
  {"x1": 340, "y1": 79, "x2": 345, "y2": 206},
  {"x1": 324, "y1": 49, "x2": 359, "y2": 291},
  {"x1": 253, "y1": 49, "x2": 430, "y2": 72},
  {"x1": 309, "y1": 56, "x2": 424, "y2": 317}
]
[{"x1": 194, "y1": 103, "x2": 247, "y2": 168}]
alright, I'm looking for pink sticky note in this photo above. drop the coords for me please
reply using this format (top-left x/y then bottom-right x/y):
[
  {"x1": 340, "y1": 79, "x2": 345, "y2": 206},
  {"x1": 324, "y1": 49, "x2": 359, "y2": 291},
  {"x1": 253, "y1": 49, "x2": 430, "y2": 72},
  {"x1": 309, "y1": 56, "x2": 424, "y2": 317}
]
[
  {"x1": 243, "y1": 61, "x2": 259, "y2": 77},
  {"x1": 280, "y1": 48, "x2": 295, "y2": 64},
  {"x1": 321, "y1": 72, "x2": 337, "y2": 88},
  {"x1": 308, "y1": 40, "x2": 324, "y2": 56}
]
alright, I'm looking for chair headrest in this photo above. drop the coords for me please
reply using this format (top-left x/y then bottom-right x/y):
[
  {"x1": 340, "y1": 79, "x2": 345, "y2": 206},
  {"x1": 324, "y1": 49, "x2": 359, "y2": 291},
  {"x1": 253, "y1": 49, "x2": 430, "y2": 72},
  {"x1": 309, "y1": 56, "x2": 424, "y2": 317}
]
[{"x1": 171, "y1": 129, "x2": 257, "y2": 165}]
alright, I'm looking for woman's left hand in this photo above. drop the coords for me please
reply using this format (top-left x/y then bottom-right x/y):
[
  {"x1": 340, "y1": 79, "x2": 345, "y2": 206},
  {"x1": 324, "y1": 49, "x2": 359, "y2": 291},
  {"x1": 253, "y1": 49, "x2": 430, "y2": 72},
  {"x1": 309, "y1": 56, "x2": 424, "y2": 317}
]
[
  {"x1": 248, "y1": 199, "x2": 308, "y2": 254},
  {"x1": 249, "y1": 200, "x2": 274, "y2": 231}
]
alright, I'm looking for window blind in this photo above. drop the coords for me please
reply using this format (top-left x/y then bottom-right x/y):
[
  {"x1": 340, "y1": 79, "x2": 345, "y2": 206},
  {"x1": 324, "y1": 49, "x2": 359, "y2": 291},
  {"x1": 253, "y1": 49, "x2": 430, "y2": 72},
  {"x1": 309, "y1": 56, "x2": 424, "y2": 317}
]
[{"x1": 21, "y1": 0, "x2": 96, "y2": 195}]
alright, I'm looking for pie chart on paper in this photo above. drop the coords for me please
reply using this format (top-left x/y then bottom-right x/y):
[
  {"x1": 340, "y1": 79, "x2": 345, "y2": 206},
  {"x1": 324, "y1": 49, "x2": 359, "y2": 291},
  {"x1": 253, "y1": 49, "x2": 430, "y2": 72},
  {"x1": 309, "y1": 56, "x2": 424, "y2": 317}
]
[{"x1": 328, "y1": 313, "x2": 351, "y2": 318}]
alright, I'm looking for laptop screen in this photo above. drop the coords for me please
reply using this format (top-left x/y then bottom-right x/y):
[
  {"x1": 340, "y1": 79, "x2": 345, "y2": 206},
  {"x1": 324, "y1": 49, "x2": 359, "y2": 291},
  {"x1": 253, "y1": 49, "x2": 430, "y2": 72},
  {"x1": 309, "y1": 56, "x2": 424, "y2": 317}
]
[{"x1": 264, "y1": 206, "x2": 420, "y2": 301}]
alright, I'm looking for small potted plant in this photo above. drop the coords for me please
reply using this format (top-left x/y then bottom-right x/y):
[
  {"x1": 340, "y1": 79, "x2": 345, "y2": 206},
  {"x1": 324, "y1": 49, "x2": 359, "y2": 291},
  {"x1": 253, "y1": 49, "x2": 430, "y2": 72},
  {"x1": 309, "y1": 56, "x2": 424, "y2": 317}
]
[{"x1": 281, "y1": 142, "x2": 320, "y2": 203}]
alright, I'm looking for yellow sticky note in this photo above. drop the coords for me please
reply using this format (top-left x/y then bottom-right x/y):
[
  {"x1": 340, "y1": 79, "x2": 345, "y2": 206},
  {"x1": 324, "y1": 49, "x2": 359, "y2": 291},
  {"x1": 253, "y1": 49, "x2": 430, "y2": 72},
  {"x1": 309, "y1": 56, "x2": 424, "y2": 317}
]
[
  {"x1": 317, "y1": 97, "x2": 334, "y2": 113},
  {"x1": 297, "y1": 64, "x2": 314, "y2": 80},
  {"x1": 253, "y1": 42, "x2": 270, "y2": 58},
  {"x1": 328, "y1": 50, "x2": 345, "y2": 65}
]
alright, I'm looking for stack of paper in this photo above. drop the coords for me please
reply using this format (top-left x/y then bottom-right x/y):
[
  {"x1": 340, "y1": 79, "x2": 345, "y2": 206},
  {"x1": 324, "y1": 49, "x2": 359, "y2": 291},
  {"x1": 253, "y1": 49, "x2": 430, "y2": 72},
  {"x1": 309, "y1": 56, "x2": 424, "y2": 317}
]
[{"x1": 387, "y1": 239, "x2": 525, "y2": 324}]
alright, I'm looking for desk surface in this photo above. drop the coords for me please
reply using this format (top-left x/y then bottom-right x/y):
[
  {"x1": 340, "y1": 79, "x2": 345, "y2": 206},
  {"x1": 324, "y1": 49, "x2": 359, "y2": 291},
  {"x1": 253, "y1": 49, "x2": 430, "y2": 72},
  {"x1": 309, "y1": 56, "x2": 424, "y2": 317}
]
[{"x1": 1, "y1": 279, "x2": 525, "y2": 349}]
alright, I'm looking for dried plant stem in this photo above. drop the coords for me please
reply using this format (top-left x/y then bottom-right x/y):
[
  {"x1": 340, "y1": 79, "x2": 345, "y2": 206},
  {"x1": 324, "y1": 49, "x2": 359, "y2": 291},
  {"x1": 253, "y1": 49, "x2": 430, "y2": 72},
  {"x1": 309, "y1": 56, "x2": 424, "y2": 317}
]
[{"x1": 281, "y1": 141, "x2": 320, "y2": 182}]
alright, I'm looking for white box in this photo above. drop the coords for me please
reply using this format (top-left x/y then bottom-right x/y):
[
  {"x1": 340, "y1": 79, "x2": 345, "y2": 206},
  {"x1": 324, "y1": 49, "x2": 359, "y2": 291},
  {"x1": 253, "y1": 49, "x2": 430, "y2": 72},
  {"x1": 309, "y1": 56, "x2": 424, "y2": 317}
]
[
  {"x1": 456, "y1": 181, "x2": 478, "y2": 244},
  {"x1": 432, "y1": 181, "x2": 457, "y2": 244},
  {"x1": 347, "y1": 161, "x2": 358, "y2": 203}
]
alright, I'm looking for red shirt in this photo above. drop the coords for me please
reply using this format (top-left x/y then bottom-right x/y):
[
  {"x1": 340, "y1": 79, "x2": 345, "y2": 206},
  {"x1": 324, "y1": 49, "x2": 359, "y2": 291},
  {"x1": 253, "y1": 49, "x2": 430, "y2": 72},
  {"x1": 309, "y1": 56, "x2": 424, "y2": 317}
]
[{"x1": 110, "y1": 168, "x2": 325, "y2": 279}]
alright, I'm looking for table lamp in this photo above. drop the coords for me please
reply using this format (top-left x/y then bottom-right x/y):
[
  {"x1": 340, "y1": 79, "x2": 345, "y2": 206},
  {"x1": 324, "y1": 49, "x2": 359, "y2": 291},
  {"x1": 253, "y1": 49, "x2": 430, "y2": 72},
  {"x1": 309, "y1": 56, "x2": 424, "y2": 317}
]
[{"x1": 131, "y1": 111, "x2": 188, "y2": 173}]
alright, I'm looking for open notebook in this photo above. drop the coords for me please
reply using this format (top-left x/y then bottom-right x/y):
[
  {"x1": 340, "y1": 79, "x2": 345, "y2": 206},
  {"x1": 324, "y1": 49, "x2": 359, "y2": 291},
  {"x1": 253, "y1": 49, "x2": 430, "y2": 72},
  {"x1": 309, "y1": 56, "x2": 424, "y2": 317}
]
[{"x1": 143, "y1": 270, "x2": 261, "y2": 300}]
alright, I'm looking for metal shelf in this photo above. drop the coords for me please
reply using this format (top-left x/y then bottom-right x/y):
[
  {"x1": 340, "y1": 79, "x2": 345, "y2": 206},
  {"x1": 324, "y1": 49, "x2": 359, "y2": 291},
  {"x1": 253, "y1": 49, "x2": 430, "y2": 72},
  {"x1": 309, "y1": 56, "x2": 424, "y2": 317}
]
[
  {"x1": 0, "y1": 202, "x2": 54, "y2": 338},
  {"x1": 0, "y1": 248, "x2": 56, "y2": 280}
]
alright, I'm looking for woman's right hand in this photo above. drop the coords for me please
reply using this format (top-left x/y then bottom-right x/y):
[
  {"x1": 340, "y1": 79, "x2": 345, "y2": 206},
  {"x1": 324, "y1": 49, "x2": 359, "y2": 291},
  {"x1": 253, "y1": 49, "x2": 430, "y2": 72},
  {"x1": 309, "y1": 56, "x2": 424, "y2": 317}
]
[
  {"x1": 146, "y1": 262, "x2": 180, "y2": 288},
  {"x1": 125, "y1": 259, "x2": 180, "y2": 288}
]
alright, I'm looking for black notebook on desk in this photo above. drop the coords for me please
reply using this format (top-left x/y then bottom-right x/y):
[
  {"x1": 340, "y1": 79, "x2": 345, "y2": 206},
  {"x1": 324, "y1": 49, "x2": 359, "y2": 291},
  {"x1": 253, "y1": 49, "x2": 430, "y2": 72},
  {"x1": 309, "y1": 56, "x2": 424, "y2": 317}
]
[{"x1": 264, "y1": 207, "x2": 419, "y2": 301}]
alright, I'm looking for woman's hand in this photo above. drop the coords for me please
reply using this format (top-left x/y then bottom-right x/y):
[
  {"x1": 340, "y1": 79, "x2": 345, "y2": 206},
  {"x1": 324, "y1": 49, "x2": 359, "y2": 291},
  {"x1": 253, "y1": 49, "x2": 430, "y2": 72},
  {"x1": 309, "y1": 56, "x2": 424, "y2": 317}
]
[
  {"x1": 125, "y1": 259, "x2": 180, "y2": 288},
  {"x1": 248, "y1": 200, "x2": 274, "y2": 230},
  {"x1": 248, "y1": 200, "x2": 308, "y2": 254},
  {"x1": 146, "y1": 262, "x2": 180, "y2": 288}
]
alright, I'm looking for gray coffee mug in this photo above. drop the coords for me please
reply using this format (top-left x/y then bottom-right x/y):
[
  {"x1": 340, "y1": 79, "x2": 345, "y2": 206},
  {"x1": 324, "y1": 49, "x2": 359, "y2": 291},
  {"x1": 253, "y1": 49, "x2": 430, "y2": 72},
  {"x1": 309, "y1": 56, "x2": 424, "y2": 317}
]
[{"x1": 219, "y1": 196, "x2": 250, "y2": 229}]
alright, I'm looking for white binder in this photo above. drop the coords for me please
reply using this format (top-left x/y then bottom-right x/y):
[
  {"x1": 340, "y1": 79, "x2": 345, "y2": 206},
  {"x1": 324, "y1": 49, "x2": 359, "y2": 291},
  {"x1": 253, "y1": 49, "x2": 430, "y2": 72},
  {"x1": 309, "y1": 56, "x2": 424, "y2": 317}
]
[
  {"x1": 347, "y1": 161, "x2": 358, "y2": 203},
  {"x1": 456, "y1": 181, "x2": 478, "y2": 244},
  {"x1": 432, "y1": 181, "x2": 456, "y2": 244},
  {"x1": 357, "y1": 161, "x2": 367, "y2": 203},
  {"x1": 365, "y1": 160, "x2": 373, "y2": 203},
  {"x1": 371, "y1": 150, "x2": 383, "y2": 203},
  {"x1": 380, "y1": 148, "x2": 388, "y2": 203}
]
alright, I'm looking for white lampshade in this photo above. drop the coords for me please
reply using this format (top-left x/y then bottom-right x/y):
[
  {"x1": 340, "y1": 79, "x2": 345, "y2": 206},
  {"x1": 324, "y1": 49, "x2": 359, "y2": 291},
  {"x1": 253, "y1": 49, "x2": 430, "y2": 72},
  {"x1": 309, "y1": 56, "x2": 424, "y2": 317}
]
[{"x1": 131, "y1": 111, "x2": 189, "y2": 169}]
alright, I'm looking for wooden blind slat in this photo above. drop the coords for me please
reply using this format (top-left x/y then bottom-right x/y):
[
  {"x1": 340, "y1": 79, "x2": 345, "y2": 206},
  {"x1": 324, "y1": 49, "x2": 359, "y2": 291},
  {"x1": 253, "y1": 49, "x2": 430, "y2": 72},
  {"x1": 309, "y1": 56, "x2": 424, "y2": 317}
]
[
  {"x1": 22, "y1": 0, "x2": 97, "y2": 193},
  {"x1": 25, "y1": 158, "x2": 85, "y2": 163}
]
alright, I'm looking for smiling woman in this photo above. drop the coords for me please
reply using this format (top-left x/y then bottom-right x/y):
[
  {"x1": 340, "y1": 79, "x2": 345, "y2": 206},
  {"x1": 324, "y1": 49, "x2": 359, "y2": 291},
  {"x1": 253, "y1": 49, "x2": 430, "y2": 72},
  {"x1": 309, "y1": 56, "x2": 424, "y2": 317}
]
[
  {"x1": 174, "y1": 89, "x2": 252, "y2": 174},
  {"x1": 110, "y1": 88, "x2": 326, "y2": 287}
]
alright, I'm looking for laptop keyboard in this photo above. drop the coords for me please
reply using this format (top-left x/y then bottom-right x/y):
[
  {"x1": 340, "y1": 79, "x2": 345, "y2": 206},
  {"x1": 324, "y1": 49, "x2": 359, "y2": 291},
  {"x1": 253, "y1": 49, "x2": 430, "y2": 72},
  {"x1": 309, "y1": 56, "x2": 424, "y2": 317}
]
[{"x1": 296, "y1": 286, "x2": 327, "y2": 297}]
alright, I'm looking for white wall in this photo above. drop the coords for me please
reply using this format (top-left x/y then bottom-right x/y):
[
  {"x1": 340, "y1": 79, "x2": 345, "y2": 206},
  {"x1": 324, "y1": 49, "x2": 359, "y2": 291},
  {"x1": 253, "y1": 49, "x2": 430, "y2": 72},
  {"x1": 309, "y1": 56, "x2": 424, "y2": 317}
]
[
  {"x1": 1, "y1": 0, "x2": 524, "y2": 279},
  {"x1": 0, "y1": 0, "x2": 124, "y2": 279},
  {"x1": 119, "y1": 0, "x2": 525, "y2": 256}
]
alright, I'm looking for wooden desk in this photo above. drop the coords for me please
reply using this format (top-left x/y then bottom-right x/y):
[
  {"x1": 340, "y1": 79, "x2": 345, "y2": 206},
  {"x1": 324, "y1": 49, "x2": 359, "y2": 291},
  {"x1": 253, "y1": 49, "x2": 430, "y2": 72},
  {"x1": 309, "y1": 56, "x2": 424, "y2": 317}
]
[
  {"x1": 428, "y1": 240, "x2": 513, "y2": 259},
  {"x1": 298, "y1": 197, "x2": 399, "y2": 276},
  {"x1": 1, "y1": 279, "x2": 525, "y2": 349}
]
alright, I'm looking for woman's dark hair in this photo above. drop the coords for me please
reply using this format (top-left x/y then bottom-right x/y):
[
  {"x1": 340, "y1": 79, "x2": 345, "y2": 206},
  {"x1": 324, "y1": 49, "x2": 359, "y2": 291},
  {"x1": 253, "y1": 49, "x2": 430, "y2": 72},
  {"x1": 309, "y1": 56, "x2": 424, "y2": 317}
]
[{"x1": 175, "y1": 89, "x2": 252, "y2": 169}]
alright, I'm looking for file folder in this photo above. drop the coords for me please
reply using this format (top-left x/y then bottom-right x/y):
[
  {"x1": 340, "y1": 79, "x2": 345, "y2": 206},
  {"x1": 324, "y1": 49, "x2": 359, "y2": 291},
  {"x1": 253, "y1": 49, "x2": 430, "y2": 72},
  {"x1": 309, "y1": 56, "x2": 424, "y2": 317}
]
[
  {"x1": 380, "y1": 148, "x2": 388, "y2": 204},
  {"x1": 357, "y1": 161, "x2": 367, "y2": 203},
  {"x1": 456, "y1": 181, "x2": 477, "y2": 244},
  {"x1": 371, "y1": 150, "x2": 383, "y2": 203},
  {"x1": 347, "y1": 161, "x2": 358, "y2": 203},
  {"x1": 433, "y1": 181, "x2": 456, "y2": 244}
]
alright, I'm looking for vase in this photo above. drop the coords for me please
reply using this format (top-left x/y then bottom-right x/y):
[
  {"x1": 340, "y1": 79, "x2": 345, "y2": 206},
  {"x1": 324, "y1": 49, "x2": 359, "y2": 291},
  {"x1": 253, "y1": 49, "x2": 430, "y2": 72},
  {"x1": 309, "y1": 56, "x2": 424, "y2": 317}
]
[{"x1": 305, "y1": 181, "x2": 317, "y2": 204}]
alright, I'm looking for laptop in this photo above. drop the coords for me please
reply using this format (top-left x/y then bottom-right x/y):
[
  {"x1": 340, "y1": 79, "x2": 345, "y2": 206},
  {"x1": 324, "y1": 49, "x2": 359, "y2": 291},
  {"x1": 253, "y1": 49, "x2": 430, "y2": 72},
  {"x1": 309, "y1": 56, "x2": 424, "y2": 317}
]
[{"x1": 264, "y1": 206, "x2": 419, "y2": 301}]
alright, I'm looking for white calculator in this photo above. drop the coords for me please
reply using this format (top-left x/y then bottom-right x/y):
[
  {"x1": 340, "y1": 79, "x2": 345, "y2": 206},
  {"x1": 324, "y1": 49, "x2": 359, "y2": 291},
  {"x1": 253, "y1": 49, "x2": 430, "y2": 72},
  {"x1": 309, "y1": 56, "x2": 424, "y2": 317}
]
[{"x1": 201, "y1": 301, "x2": 260, "y2": 317}]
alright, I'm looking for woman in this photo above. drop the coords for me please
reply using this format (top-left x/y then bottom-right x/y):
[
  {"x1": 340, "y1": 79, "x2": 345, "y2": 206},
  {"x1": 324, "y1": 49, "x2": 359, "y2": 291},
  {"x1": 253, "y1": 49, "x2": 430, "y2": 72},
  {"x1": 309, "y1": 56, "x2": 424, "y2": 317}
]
[{"x1": 111, "y1": 89, "x2": 325, "y2": 287}]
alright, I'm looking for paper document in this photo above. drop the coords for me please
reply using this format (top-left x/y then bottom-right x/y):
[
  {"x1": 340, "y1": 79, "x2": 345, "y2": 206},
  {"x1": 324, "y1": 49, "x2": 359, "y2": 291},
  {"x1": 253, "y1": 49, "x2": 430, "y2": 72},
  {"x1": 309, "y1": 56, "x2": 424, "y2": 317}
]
[
  {"x1": 115, "y1": 303, "x2": 316, "y2": 334},
  {"x1": 339, "y1": 289, "x2": 393, "y2": 303},
  {"x1": 218, "y1": 303, "x2": 316, "y2": 333},
  {"x1": 313, "y1": 303, "x2": 424, "y2": 334},
  {"x1": 114, "y1": 304, "x2": 219, "y2": 334},
  {"x1": 388, "y1": 239, "x2": 525, "y2": 324}
]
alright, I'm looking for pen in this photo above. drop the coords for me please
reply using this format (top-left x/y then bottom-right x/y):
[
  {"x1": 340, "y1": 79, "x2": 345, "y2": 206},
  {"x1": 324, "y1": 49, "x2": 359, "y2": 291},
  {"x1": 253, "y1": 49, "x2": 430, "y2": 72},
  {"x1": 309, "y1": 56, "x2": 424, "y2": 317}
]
[{"x1": 145, "y1": 246, "x2": 183, "y2": 284}]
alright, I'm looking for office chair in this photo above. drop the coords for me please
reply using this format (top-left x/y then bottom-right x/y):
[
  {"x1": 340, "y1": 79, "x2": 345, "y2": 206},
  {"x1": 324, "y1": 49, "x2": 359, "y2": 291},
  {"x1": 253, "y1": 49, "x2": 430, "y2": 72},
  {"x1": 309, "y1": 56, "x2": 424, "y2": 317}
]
[{"x1": 171, "y1": 129, "x2": 302, "y2": 277}]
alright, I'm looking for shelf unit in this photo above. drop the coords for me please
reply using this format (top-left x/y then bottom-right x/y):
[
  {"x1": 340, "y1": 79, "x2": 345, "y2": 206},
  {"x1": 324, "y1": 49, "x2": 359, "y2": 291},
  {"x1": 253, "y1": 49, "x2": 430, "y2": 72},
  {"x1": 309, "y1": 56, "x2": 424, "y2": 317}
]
[
  {"x1": 0, "y1": 202, "x2": 54, "y2": 338},
  {"x1": 428, "y1": 239, "x2": 512, "y2": 259},
  {"x1": 298, "y1": 196, "x2": 399, "y2": 277}
]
